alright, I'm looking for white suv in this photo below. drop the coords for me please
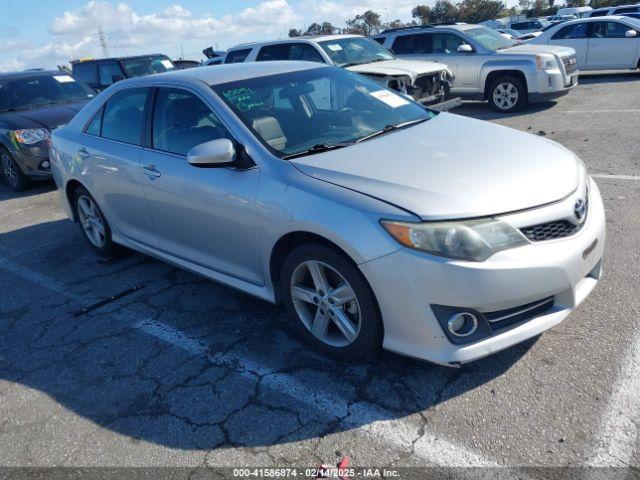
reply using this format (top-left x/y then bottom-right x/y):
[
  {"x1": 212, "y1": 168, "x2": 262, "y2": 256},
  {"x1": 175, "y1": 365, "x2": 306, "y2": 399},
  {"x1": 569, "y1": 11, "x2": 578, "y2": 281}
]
[
  {"x1": 223, "y1": 35, "x2": 459, "y2": 110},
  {"x1": 373, "y1": 24, "x2": 579, "y2": 112}
]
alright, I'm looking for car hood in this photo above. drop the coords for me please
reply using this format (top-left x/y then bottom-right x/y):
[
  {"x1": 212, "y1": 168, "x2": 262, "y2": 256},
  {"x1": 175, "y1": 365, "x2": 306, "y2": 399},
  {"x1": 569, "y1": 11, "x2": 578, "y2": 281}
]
[
  {"x1": 0, "y1": 100, "x2": 88, "y2": 130},
  {"x1": 290, "y1": 113, "x2": 579, "y2": 220},
  {"x1": 346, "y1": 59, "x2": 450, "y2": 79},
  {"x1": 500, "y1": 43, "x2": 575, "y2": 57}
]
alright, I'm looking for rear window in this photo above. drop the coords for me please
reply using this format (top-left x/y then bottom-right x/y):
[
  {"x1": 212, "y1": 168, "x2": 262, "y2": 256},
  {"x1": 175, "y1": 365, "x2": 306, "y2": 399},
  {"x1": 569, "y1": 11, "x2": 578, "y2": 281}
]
[{"x1": 225, "y1": 49, "x2": 252, "y2": 64}]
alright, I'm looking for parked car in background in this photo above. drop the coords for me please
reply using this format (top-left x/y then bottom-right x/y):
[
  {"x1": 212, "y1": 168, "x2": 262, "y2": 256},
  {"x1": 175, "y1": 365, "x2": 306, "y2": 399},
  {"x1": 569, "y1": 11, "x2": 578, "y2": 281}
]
[
  {"x1": 173, "y1": 60, "x2": 201, "y2": 70},
  {"x1": 622, "y1": 12, "x2": 640, "y2": 20},
  {"x1": 508, "y1": 18, "x2": 552, "y2": 34},
  {"x1": 548, "y1": 14, "x2": 579, "y2": 23},
  {"x1": 0, "y1": 70, "x2": 94, "y2": 190},
  {"x1": 587, "y1": 4, "x2": 640, "y2": 17},
  {"x1": 497, "y1": 28, "x2": 522, "y2": 39},
  {"x1": 50, "y1": 62, "x2": 605, "y2": 365},
  {"x1": 203, "y1": 57, "x2": 224, "y2": 66},
  {"x1": 557, "y1": 6, "x2": 593, "y2": 18},
  {"x1": 373, "y1": 24, "x2": 579, "y2": 112},
  {"x1": 530, "y1": 16, "x2": 640, "y2": 70},
  {"x1": 516, "y1": 31, "x2": 544, "y2": 41},
  {"x1": 223, "y1": 35, "x2": 458, "y2": 109},
  {"x1": 71, "y1": 55, "x2": 176, "y2": 91}
]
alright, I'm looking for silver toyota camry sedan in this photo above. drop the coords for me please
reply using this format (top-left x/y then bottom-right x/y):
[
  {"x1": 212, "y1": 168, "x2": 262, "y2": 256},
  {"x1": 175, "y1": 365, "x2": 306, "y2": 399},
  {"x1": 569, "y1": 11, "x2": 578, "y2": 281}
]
[{"x1": 50, "y1": 62, "x2": 605, "y2": 366}]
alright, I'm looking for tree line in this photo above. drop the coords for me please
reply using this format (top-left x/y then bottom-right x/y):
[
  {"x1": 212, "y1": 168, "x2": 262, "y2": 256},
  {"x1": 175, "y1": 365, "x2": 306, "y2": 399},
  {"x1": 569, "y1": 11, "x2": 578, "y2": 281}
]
[{"x1": 288, "y1": 0, "x2": 634, "y2": 38}]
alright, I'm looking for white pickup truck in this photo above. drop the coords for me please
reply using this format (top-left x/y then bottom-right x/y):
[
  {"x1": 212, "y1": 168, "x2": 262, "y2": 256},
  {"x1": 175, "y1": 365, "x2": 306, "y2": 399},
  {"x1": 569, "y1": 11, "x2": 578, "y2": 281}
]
[
  {"x1": 223, "y1": 35, "x2": 460, "y2": 110},
  {"x1": 373, "y1": 24, "x2": 578, "y2": 112}
]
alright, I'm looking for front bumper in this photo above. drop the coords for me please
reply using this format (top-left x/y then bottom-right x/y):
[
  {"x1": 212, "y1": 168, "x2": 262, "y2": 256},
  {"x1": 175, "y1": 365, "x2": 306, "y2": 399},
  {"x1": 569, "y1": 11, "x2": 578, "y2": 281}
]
[
  {"x1": 11, "y1": 142, "x2": 52, "y2": 179},
  {"x1": 529, "y1": 69, "x2": 579, "y2": 102},
  {"x1": 360, "y1": 177, "x2": 605, "y2": 366}
]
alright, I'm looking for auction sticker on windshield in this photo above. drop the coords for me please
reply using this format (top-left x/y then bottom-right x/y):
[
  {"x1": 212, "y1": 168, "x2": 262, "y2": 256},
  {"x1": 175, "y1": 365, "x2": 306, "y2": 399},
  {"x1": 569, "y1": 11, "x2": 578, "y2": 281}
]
[
  {"x1": 161, "y1": 60, "x2": 173, "y2": 69},
  {"x1": 53, "y1": 75, "x2": 75, "y2": 83},
  {"x1": 326, "y1": 44, "x2": 343, "y2": 51},
  {"x1": 369, "y1": 90, "x2": 410, "y2": 108}
]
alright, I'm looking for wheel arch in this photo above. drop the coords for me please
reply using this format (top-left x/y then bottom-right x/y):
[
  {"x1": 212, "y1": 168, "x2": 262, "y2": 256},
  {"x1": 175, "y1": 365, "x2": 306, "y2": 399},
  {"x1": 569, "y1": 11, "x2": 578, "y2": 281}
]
[
  {"x1": 64, "y1": 179, "x2": 86, "y2": 222},
  {"x1": 483, "y1": 69, "x2": 529, "y2": 100}
]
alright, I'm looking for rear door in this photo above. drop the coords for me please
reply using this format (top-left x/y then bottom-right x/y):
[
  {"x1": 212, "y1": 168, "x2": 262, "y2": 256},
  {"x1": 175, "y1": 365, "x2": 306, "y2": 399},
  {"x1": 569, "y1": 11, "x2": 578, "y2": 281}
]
[
  {"x1": 549, "y1": 22, "x2": 589, "y2": 67},
  {"x1": 587, "y1": 21, "x2": 639, "y2": 69},
  {"x1": 78, "y1": 87, "x2": 158, "y2": 248}
]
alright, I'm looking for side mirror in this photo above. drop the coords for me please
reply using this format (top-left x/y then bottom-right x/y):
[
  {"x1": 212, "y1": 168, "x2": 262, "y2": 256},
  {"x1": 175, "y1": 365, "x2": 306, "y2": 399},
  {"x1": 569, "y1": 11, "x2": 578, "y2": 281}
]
[
  {"x1": 457, "y1": 44, "x2": 474, "y2": 53},
  {"x1": 187, "y1": 138, "x2": 236, "y2": 167},
  {"x1": 625, "y1": 29, "x2": 638, "y2": 38}
]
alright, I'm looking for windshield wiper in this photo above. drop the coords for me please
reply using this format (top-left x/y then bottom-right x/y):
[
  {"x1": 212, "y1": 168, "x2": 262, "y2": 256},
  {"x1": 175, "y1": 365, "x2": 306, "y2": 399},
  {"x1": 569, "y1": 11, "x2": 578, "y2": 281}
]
[
  {"x1": 355, "y1": 117, "x2": 430, "y2": 144},
  {"x1": 282, "y1": 142, "x2": 353, "y2": 159}
]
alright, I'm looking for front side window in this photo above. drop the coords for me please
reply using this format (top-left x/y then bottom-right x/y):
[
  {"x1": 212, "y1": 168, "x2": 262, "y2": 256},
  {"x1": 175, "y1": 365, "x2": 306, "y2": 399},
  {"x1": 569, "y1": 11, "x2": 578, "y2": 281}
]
[
  {"x1": 119, "y1": 55, "x2": 175, "y2": 78},
  {"x1": 0, "y1": 74, "x2": 95, "y2": 112},
  {"x1": 465, "y1": 27, "x2": 517, "y2": 50},
  {"x1": 318, "y1": 37, "x2": 394, "y2": 67},
  {"x1": 98, "y1": 63, "x2": 125, "y2": 86},
  {"x1": 225, "y1": 49, "x2": 252, "y2": 64},
  {"x1": 592, "y1": 21, "x2": 635, "y2": 38},
  {"x1": 213, "y1": 67, "x2": 435, "y2": 157},
  {"x1": 392, "y1": 34, "x2": 432, "y2": 54},
  {"x1": 289, "y1": 44, "x2": 324, "y2": 62},
  {"x1": 152, "y1": 88, "x2": 231, "y2": 156},
  {"x1": 432, "y1": 33, "x2": 469, "y2": 54},
  {"x1": 101, "y1": 88, "x2": 148, "y2": 145},
  {"x1": 552, "y1": 23, "x2": 588, "y2": 39}
]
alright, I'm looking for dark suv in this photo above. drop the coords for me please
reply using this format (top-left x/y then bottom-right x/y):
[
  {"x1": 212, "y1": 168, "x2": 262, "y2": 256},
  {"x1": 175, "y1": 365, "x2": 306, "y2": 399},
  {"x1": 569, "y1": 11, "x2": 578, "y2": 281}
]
[
  {"x1": 0, "y1": 70, "x2": 95, "y2": 191},
  {"x1": 71, "y1": 54, "x2": 176, "y2": 91}
]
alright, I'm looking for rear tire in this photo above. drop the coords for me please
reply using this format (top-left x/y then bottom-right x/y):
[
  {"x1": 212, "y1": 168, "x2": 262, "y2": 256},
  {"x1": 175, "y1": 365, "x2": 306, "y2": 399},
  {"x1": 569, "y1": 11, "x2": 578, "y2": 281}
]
[
  {"x1": 280, "y1": 244, "x2": 383, "y2": 360},
  {"x1": 73, "y1": 186, "x2": 117, "y2": 257},
  {"x1": 488, "y1": 75, "x2": 527, "y2": 113},
  {"x1": 1, "y1": 148, "x2": 30, "y2": 191}
]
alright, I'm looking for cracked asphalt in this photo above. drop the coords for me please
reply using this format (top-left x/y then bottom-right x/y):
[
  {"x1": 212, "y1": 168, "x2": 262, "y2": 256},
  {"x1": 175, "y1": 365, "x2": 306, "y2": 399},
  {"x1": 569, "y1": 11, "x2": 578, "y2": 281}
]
[{"x1": 0, "y1": 71, "x2": 639, "y2": 474}]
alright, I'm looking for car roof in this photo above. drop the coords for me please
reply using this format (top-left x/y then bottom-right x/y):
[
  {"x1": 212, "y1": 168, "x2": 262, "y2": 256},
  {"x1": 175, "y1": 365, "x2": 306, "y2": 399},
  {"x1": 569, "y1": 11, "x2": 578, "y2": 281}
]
[
  {"x1": 0, "y1": 70, "x2": 66, "y2": 80},
  {"x1": 555, "y1": 15, "x2": 632, "y2": 23},
  {"x1": 228, "y1": 35, "x2": 362, "y2": 50},
  {"x1": 120, "y1": 61, "x2": 327, "y2": 86},
  {"x1": 72, "y1": 54, "x2": 170, "y2": 65}
]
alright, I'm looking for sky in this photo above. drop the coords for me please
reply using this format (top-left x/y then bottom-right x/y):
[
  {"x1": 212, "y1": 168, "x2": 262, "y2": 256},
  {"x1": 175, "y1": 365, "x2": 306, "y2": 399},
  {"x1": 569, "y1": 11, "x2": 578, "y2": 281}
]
[{"x1": 0, "y1": 0, "x2": 471, "y2": 71}]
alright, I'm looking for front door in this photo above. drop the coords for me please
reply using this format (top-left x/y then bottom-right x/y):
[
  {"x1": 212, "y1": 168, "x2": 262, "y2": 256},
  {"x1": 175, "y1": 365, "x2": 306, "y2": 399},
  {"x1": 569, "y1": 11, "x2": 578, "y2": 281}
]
[
  {"x1": 139, "y1": 87, "x2": 263, "y2": 284},
  {"x1": 587, "y1": 21, "x2": 639, "y2": 69}
]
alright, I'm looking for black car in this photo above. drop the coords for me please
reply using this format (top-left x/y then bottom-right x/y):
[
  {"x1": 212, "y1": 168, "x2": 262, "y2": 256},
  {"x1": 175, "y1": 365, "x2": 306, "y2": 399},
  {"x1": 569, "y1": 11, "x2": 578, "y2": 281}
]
[
  {"x1": 173, "y1": 59, "x2": 201, "y2": 69},
  {"x1": 71, "y1": 54, "x2": 176, "y2": 91},
  {"x1": 0, "y1": 70, "x2": 95, "y2": 191}
]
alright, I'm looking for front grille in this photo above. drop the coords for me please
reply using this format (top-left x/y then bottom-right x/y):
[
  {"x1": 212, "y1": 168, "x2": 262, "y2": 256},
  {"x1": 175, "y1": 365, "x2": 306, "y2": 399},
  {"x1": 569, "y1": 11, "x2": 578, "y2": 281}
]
[
  {"x1": 562, "y1": 54, "x2": 578, "y2": 75},
  {"x1": 411, "y1": 74, "x2": 445, "y2": 101},
  {"x1": 484, "y1": 296, "x2": 555, "y2": 331},
  {"x1": 521, "y1": 220, "x2": 581, "y2": 241}
]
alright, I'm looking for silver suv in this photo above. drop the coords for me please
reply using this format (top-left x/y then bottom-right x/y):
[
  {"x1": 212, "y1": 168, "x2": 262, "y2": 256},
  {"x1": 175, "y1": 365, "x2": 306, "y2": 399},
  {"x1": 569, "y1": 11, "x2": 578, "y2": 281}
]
[{"x1": 373, "y1": 25, "x2": 579, "y2": 112}]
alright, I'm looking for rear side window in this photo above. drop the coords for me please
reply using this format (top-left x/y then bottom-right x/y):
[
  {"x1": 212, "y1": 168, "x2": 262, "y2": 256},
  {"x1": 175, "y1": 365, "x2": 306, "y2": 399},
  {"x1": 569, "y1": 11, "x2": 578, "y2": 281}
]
[
  {"x1": 85, "y1": 106, "x2": 103, "y2": 136},
  {"x1": 72, "y1": 63, "x2": 97, "y2": 85},
  {"x1": 613, "y1": 6, "x2": 639, "y2": 14},
  {"x1": 589, "y1": 10, "x2": 608, "y2": 17},
  {"x1": 257, "y1": 44, "x2": 288, "y2": 61},
  {"x1": 101, "y1": 88, "x2": 148, "y2": 145},
  {"x1": 98, "y1": 63, "x2": 125, "y2": 87},
  {"x1": 372, "y1": 36, "x2": 386, "y2": 45},
  {"x1": 392, "y1": 34, "x2": 432, "y2": 54},
  {"x1": 225, "y1": 49, "x2": 252, "y2": 64},
  {"x1": 152, "y1": 88, "x2": 231, "y2": 156},
  {"x1": 552, "y1": 23, "x2": 588, "y2": 39}
]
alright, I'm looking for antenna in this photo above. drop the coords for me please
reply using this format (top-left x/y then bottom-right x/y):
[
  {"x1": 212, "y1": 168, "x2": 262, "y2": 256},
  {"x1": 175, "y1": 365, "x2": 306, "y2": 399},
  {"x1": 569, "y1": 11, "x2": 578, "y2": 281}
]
[{"x1": 98, "y1": 26, "x2": 109, "y2": 57}]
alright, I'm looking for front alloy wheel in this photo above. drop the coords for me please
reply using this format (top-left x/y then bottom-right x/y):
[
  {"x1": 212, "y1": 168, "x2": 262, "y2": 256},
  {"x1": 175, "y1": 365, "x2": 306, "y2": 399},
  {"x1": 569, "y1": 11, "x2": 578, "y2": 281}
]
[
  {"x1": 281, "y1": 245, "x2": 382, "y2": 359},
  {"x1": 488, "y1": 76, "x2": 526, "y2": 112},
  {"x1": 1, "y1": 150, "x2": 29, "y2": 191}
]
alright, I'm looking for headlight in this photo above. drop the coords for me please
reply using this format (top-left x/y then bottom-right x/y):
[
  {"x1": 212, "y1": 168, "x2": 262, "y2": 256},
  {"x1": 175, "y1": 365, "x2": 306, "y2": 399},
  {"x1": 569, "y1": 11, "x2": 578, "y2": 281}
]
[
  {"x1": 536, "y1": 55, "x2": 558, "y2": 70},
  {"x1": 381, "y1": 218, "x2": 528, "y2": 262},
  {"x1": 12, "y1": 128, "x2": 50, "y2": 145}
]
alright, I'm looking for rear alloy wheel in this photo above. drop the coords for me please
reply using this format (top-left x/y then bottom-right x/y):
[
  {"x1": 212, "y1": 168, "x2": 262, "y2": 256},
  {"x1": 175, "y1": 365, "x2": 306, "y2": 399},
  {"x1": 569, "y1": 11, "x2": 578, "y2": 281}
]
[
  {"x1": 74, "y1": 186, "x2": 116, "y2": 257},
  {"x1": 488, "y1": 76, "x2": 526, "y2": 113},
  {"x1": 281, "y1": 245, "x2": 382, "y2": 359},
  {"x1": 1, "y1": 149, "x2": 30, "y2": 191}
]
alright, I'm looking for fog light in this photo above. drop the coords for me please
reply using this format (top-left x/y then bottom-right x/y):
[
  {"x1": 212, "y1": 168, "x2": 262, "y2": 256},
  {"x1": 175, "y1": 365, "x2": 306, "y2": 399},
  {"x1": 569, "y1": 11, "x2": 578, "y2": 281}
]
[
  {"x1": 40, "y1": 160, "x2": 50, "y2": 170},
  {"x1": 447, "y1": 312, "x2": 478, "y2": 337}
]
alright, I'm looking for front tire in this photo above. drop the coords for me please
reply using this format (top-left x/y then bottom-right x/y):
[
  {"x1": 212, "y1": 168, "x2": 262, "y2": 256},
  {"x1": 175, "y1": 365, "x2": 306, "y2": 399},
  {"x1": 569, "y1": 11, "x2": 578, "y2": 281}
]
[
  {"x1": 1, "y1": 148, "x2": 30, "y2": 191},
  {"x1": 280, "y1": 244, "x2": 382, "y2": 360},
  {"x1": 73, "y1": 186, "x2": 116, "y2": 257},
  {"x1": 488, "y1": 76, "x2": 527, "y2": 113}
]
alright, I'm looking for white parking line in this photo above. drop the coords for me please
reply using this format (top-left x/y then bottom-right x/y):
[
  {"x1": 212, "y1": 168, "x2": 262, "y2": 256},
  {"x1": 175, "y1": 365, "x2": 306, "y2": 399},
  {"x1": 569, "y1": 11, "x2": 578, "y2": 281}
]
[
  {"x1": 587, "y1": 336, "x2": 640, "y2": 467},
  {"x1": 0, "y1": 256, "x2": 501, "y2": 468},
  {"x1": 591, "y1": 174, "x2": 640, "y2": 181},
  {"x1": 563, "y1": 109, "x2": 640, "y2": 114}
]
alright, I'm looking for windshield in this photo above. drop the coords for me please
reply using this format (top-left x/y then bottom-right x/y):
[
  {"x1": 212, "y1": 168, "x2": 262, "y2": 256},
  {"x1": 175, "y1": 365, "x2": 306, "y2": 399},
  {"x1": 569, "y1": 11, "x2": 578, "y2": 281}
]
[
  {"x1": 212, "y1": 67, "x2": 434, "y2": 158},
  {"x1": 465, "y1": 27, "x2": 518, "y2": 50},
  {"x1": 0, "y1": 74, "x2": 94, "y2": 112},
  {"x1": 318, "y1": 37, "x2": 394, "y2": 67},
  {"x1": 120, "y1": 55, "x2": 176, "y2": 78}
]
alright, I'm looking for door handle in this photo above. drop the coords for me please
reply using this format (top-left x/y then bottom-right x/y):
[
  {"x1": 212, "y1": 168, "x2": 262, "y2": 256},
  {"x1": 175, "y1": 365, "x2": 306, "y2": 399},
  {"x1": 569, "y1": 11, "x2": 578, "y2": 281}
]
[
  {"x1": 77, "y1": 147, "x2": 90, "y2": 159},
  {"x1": 143, "y1": 164, "x2": 161, "y2": 178}
]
